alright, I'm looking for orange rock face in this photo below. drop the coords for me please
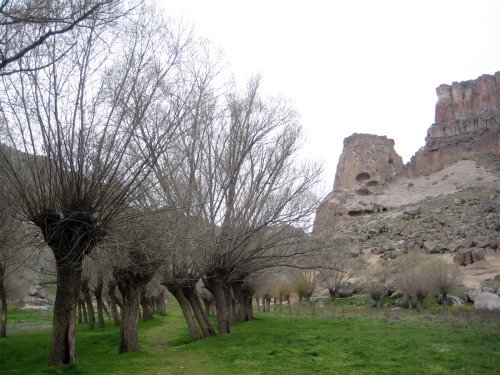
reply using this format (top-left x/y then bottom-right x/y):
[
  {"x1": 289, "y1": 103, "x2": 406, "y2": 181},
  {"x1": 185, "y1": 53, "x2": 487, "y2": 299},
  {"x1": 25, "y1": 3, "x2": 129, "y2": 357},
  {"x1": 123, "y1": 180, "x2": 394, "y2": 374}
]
[{"x1": 410, "y1": 72, "x2": 500, "y2": 176}]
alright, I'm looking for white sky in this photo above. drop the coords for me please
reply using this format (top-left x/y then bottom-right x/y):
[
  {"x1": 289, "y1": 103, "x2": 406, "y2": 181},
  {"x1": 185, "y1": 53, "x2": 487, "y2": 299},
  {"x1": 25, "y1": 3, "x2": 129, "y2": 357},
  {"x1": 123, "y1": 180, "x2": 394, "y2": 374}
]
[{"x1": 161, "y1": 0, "x2": 500, "y2": 192}]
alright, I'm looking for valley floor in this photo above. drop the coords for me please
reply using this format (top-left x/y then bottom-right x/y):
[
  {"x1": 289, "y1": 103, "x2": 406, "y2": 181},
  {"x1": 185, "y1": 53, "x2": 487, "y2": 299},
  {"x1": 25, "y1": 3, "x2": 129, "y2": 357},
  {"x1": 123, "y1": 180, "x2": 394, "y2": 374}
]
[{"x1": 0, "y1": 302, "x2": 499, "y2": 374}]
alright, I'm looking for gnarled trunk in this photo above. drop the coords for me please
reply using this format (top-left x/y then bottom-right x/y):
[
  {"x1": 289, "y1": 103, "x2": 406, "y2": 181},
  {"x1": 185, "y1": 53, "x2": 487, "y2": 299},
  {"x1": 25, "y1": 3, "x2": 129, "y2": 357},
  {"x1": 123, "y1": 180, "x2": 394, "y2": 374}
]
[
  {"x1": 206, "y1": 278, "x2": 230, "y2": 334},
  {"x1": 50, "y1": 261, "x2": 82, "y2": 366},
  {"x1": 117, "y1": 282, "x2": 141, "y2": 353},
  {"x1": 166, "y1": 283, "x2": 201, "y2": 341},
  {"x1": 183, "y1": 285, "x2": 216, "y2": 337},
  {"x1": 0, "y1": 263, "x2": 7, "y2": 337},
  {"x1": 94, "y1": 275, "x2": 105, "y2": 328}
]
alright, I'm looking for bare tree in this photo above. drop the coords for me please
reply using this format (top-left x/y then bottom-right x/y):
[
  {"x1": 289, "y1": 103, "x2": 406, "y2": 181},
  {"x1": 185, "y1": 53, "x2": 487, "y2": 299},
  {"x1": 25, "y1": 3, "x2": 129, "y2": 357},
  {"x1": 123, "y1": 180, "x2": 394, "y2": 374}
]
[
  {"x1": 0, "y1": 163, "x2": 16, "y2": 337},
  {"x1": 395, "y1": 252, "x2": 433, "y2": 311},
  {"x1": 365, "y1": 263, "x2": 388, "y2": 308},
  {"x1": 106, "y1": 211, "x2": 164, "y2": 353},
  {"x1": 0, "y1": 4, "x2": 187, "y2": 364},
  {"x1": 315, "y1": 239, "x2": 353, "y2": 302},
  {"x1": 195, "y1": 78, "x2": 321, "y2": 333},
  {"x1": 0, "y1": 0, "x2": 141, "y2": 75},
  {"x1": 427, "y1": 258, "x2": 461, "y2": 310},
  {"x1": 291, "y1": 269, "x2": 316, "y2": 303}
]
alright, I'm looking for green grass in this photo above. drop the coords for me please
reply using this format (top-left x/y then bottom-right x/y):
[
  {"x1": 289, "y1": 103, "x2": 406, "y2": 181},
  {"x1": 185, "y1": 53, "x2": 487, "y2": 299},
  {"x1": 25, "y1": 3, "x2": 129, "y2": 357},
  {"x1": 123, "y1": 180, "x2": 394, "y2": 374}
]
[{"x1": 0, "y1": 303, "x2": 499, "y2": 374}]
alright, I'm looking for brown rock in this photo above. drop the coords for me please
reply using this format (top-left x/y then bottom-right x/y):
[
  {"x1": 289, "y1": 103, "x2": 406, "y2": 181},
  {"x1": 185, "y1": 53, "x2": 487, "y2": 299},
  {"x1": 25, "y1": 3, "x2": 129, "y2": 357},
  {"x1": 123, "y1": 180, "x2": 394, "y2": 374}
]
[
  {"x1": 453, "y1": 248, "x2": 485, "y2": 266},
  {"x1": 333, "y1": 133, "x2": 405, "y2": 191},
  {"x1": 409, "y1": 72, "x2": 500, "y2": 176}
]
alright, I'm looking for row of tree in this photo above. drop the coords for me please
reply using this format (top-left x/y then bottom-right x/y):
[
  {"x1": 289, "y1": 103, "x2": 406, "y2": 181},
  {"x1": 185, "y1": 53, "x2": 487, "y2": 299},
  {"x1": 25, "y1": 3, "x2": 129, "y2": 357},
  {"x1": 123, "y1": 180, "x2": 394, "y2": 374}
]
[{"x1": 0, "y1": 1, "x2": 323, "y2": 366}]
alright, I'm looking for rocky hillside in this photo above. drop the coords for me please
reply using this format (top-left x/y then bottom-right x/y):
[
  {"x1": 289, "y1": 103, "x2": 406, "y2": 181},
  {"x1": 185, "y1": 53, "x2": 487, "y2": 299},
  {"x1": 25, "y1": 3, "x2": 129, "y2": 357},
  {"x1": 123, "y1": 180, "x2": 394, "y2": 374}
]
[{"x1": 314, "y1": 72, "x2": 500, "y2": 290}]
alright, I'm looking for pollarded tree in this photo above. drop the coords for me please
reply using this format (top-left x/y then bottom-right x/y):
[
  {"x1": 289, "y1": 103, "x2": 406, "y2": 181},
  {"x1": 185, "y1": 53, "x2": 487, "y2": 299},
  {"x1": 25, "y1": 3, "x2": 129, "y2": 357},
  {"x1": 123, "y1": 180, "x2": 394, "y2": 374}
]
[
  {"x1": 0, "y1": 4, "x2": 189, "y2": 364},
  {"x1": 197, "y1": 78, "x2": 321, "y2": 333},
  {"x1": 105, "y1": 210, "x2": 165, "y2": 353}
]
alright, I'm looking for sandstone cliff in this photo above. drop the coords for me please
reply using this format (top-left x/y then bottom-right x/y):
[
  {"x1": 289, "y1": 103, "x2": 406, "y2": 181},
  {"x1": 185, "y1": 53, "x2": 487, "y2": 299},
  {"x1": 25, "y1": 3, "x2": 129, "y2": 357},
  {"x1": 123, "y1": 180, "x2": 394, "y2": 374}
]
[
  {"x1": 409, "y1": 72, "x2": 500, "y2": 176},
  {"x1": 314, "y1": 72, "x2": 500, "y2": 288}
]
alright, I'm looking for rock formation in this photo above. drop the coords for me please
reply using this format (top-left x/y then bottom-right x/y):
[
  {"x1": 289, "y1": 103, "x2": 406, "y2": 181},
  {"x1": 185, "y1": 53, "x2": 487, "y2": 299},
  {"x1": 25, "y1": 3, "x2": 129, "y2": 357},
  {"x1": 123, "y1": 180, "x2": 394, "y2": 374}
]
[
  {"x1": 409, "y1": 72, "x2": 500, "y2": 176},
  {"x1": 314, "y1": 134, "x2": 405, "y2": 234},
  {"x1": 333, "y1": 134, "x2": 405, "y2": 191},
  {"x1": 314, "y1": 72, "x2": 500, "y2": 291}
]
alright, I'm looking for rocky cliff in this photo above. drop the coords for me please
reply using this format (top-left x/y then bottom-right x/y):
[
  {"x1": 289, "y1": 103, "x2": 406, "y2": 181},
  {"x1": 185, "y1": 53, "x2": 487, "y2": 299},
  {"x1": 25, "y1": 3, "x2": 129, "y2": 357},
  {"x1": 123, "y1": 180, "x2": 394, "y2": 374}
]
[
  {"x1": 409, "y1": 72, "x2": 500, "y2": 176},
  {"x1": 314, "y1": 134, "x2": 405, "y2": 234},
  {"x1": 314, "y1": 72, "x2": 500, "y2": 288}
]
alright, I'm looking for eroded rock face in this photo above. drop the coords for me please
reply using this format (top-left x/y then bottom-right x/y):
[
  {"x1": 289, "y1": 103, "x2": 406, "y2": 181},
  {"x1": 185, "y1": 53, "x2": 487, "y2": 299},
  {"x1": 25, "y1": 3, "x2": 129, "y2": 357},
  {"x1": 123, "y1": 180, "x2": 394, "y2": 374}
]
[
  {"x1": 314, "y1": 133, "x2": 404, "y2": 234},
  {"x1": 409, "y1": 72, "x2": 500, "y2": 176},
  {"x1": 333, "y1": 133, "x2": 405, "y2": 191}
]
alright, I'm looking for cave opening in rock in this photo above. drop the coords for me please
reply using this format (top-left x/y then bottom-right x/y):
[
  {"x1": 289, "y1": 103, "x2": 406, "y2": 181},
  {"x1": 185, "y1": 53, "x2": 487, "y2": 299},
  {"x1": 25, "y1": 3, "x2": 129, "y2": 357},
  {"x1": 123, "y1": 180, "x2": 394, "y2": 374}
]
[
  {"x1": 356, "y1": 188, "x2": 372, "y2": 196},
  {"x1": 366, "y1": 180, "x2": 379, "y2": 187},
  {"x1": 355, "y1": 172, "x2": 370, "y2": 182}
]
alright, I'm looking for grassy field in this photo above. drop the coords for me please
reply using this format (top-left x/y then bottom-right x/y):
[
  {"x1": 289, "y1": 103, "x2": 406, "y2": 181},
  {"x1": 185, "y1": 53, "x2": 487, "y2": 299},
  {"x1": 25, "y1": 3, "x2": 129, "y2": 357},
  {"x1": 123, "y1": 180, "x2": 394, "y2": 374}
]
[{"x1": 0, "y1": 302, "x2": 499, "y2": 374}]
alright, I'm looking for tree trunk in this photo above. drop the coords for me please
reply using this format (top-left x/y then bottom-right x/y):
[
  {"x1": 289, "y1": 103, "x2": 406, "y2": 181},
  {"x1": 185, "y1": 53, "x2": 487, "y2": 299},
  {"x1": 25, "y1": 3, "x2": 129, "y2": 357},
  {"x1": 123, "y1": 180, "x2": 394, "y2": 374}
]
[
  {"x1": 416, "y1": 294, "x2": 424, "y2": 311},
  {"x1": 0, "y1": 264, "x2": 7, "y2": 338},
  {"x1": 81, "y1": 298, "x2": 88, "y2": 324},
  {"x1": 202, "y1": 300, "x2": 211, "y2": 316},
  {"x1": 279, "y1": 297, "x2": 283, "y2": 315},
  {"x1": 265, "y1": 296, "x2": 271, "y2": 312},
  {"x1": 442, "y1": 293, "x2": 449, "y2": 311},
  {"x1": 102, "y1": 300, "x2": 111, "y2": 319},
  {"x1": 94, "y1": 275, "x2": 105, "y2": 328},
  {"x1": 273, "y1": 298, "x2": 277, "y2": 311},
  {"x1": 255, "y1": 296, "x2": 261, "y2": 312},
  {"x1": 49, "y1": 261, "x2": 82, "y2": 366},
  {"x1": 243, "y1": 292, "x2": 253, "y2": 321},
  {"x1": 77, "y1": 298, "x2": 83, "y2": 324},
  {"x1": 183, "y1": 286, "x2": 216, "y2": 337},
  {"x1": 226, "y1": 287, "x2": 235, "y2": 325},
  {"x1": 167, "y1": 284, "x2": 201, "y2": 341},
  {"x1": 82, "y1": 280, "x2": 95, "y2": 330},
  {"x1": 231, "y1": 281, "x2": 245, "y2": 323},
  {"x1": 140, "y1": 289, "x2": 153, "y2": 321},
  {"x1": 108, "y1": 281, "x2": 121, "y2": 327},
  {"x1": 206, "y1": 278, "x2": 230, "y2": 334},
  {"x1": 117, "y1": 284, "x2": 141, "y2": 353},
  {"x1": 156, "y1": 290, "x2": 166, "y2": 316},
  {"x1": 287, "y1": 296, "x2": 291, "y2": 315}
]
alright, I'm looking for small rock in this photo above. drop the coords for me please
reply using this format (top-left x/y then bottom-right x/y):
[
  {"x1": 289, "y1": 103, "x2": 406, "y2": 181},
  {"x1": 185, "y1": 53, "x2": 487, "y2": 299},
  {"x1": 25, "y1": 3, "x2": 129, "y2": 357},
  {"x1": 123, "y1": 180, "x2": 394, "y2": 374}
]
[
  {"x1": 403, "y1": 206, "x2": 420, "y2": 217},
  {"x1": 481, "y1": 286, "x2": 496, "y2": 294},
  {"x1": 437, "y1": 295, "x2": 464, "y2": 306},
  {"x1": 474, "y1": 292, "x2": 500, "y2": 310},
  {"x1": 453, "y1": 248, "x2": 485, "y2": 266},
  {"x1": 390, "y1": 290, "x2": 403, "y2": 299}
]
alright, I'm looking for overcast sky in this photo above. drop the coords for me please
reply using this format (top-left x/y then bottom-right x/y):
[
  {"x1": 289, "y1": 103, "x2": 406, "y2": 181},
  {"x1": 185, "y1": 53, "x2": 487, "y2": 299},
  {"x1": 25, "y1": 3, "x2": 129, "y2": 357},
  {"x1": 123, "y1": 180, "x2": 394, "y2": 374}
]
[{"x1": 162, "y1": 0, "x2": 500, "y2": 192}]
